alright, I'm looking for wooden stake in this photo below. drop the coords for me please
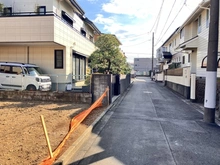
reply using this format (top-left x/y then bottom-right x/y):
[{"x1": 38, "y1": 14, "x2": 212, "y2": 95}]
[{"x1": 40, "y1": 115, "x2": 53, "y2": 158}]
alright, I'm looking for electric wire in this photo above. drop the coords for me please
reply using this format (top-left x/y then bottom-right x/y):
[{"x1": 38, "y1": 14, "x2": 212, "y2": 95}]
[
  {"x1": 150, "y1": 0, "x2": 165, "y2": 33},
  {"x1": 155, "y1": 0, "x2": 176, "y2": 45},
  {"x1": 121, "y1": 39, "x2": 151, "y2": 47},
  {"x1": 154, "y1": 0, "x2": 165, "y2": 34},
  {"x1": 155, "y1": 0, "x2": 187, "y2": 47},
  {"x1": 122, "y1": 0, "x2": 165, "y2": 47}
]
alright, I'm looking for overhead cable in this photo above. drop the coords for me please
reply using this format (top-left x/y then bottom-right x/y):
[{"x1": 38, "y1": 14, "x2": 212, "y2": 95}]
[{"x1": 155, "y1": 0, "x2": 177, "y2": 44}]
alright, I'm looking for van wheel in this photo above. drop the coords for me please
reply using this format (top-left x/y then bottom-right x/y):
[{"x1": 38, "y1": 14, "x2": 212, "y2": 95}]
[{"x1": 26, "y1": 85, "x2": 37, "y2": 91}]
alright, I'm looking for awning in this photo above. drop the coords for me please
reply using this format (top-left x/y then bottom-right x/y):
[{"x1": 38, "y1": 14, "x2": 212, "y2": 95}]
[{"x1": 201, "y1": 53, "x2": 220, "y2": 68}]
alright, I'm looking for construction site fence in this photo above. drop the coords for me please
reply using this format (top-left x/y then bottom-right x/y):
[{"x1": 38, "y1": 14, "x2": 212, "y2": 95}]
[{"x1": 39, "y1": 87, "x2": 109, "y2": 165}]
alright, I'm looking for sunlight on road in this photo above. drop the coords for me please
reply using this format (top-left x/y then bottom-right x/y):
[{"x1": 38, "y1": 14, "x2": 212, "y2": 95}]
[
  {"x1": 90, "y1": 156, "x2": 125, "y2": 165},
  {"x1": 134, "y1": 78, "x2": 146, "y2": 82},
  {"x1": 143, "y1": 91, "x2": 152, "y2": 94}
]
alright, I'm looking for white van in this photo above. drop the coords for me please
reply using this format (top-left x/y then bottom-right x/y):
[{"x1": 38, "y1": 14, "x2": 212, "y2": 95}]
[{"x1": 0, "y1": 62, "x2": 51, "y2": 91}]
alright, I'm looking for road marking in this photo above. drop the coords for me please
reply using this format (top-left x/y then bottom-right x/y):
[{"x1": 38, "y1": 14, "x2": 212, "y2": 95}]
[{"x1": 143, "y1": 91, "x2": 152, "y2": 94}]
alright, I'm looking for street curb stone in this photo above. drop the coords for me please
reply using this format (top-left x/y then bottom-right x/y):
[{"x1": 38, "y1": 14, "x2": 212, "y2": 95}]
[{"x1": 54, "y1": 96, "x2": 120, "y2": 165}]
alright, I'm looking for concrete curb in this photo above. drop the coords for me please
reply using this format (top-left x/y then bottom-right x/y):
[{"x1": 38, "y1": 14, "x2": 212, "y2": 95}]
[
  {"x1": 54, "y1": 95, "x2": 120, "y2": 165},
  {"x1": 54, "y1": 81, "x2": 134, "y2": 165}
]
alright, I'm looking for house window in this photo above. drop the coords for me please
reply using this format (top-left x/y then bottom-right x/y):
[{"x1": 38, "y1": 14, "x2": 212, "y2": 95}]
[
  {"x1": 54, "y1": 50, "x2": 64, "y2": 69},
  {"x1": 198, "y1": 15, "x2": 202, "y2": 33},
  {"x1": 62, "y1": 10, "x2": 73, "y2": 26},
  {"x1": 3, "y1": 7, "x2": 12, "y2": 16},
  {"x1": 182, "y1": 56, "x2": 185, "y2": 64},
  {"x1": 180, "y1": 28, "x2": 184, "y2": 39},
  {"x1": 81, "y1": 28, "x2": 86, "y2": 37},
  {"x1": 89, "y1": 35, "x2": 93, "y2": 42},
  {"x1": 188, "y1": 54, "x2": 190, "y2": 63},
  {"x1": 206, "y1": 10, "x2": 210, "y2": 28},
  {"x1": 38, "y1": 6, "x2": 46, "y2": 15},
  {"x1": 73, "y1": 54, "x2": 86, "y2": 80}
]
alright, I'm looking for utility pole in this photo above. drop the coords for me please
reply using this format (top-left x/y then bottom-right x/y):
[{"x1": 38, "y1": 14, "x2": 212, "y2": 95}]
[
  {"x1": 204, "y1": 0, "x2": 219, "y2": 123},
  {"x1": 151, "y1": 32, "x2": 154, "y2": 80}
]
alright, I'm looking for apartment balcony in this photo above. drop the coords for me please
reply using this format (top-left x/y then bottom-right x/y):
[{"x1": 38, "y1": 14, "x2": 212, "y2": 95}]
[
  {"x1": 179, "y1": 35, "x2": 198, "y2": 51},
  {"x1": 157, "y1": 51, "x2": 172, "y2": 64},
  {"x1": 0, "y1": 12, "x2": 96, "y2": 55}
]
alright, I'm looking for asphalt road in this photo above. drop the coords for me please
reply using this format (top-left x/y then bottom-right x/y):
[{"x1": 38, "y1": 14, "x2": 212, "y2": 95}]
[{"x1": 68, "y1": 77, "x2": 220, "y2": 165}]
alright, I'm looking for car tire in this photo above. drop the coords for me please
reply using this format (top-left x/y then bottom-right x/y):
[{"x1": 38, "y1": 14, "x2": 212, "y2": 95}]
[{"x1": 26, "y1": 85, "x2": 37, "y2": 91}]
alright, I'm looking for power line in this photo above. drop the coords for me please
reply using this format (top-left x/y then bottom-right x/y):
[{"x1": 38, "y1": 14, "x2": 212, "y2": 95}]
[
  {"x1": 155, "y1": 0, "x2": 187, "y2": 47},
  {"x1": 150, "y1": 0, "x2": 165, "y2": 33},
  {"x1": 154, "y1": 0, "x2": 165, "y2": 34},
  {"x1": 124, "y1": 52, "x2": 152, "y2": 55},
  {"x1": 119, "y1": 32, "x2": 151, "y2": 40},
  {"x1": 155, "y1": 0, "x2": 177, "y2": 44},
  {"x1": 121, "y1": 39, "x2": 151, "y2": 47}
]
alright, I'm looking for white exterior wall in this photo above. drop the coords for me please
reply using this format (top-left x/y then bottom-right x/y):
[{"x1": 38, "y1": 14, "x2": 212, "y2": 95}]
[
  {"x1": 155, "y1": 72, "x2": 164, "y2": 81},
  {"x1": 54, "y1": 16, "x2": 95, "y2": 55},
  {"x1": 166, "y1": 67, "x2": 191, "y2": 87},
  {"x1": 0, "y1": 16, "x2": 54, "y2": 42},
  {"x1": 195, "y1": 9, "x2": 209, "y2": 77},
  {"x1": 0, "y1": 46, "x2": 27, "y2": 62},
  {"x1": 1, "y1": 0, "x2": 53, "y2": 12}
]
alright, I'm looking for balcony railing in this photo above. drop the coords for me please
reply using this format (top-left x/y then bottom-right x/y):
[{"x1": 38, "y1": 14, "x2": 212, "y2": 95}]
[{"x1": 0, "y1": 11, "x2": 95, "y2": 44}]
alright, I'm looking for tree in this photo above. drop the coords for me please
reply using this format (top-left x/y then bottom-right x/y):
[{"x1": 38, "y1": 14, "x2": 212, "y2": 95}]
[{"x1": 89, "y1": 34, "x2": 131, "y2": 74}]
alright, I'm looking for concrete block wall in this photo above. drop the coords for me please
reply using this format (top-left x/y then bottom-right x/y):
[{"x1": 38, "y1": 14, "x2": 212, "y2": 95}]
[
  {"x1": 0, "y1": 91, "x2": 91, "y2": 104},
  {"x1": 91, "y1": 74, "x2": 112, "y2": 105},
  {"x1": 166, "y1": 81, "x2": 190, "y2": 99}
]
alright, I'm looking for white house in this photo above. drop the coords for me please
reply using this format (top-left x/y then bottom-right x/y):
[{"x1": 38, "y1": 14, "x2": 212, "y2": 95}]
[
  {"x1": 156, "y1": 0, "x2": 220, "y2": 101},
  {"x1": 0, "y1": 0, "x2": 101, "y2": 91}
]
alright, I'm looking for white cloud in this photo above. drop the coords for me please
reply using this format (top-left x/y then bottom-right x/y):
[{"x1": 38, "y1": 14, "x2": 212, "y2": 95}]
[{"x1": 93, "y1": 0, "x2": 203, "y2": 63}]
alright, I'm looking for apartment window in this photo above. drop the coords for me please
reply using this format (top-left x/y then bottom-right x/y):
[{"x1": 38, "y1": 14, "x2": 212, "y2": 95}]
[
  {"x1": 38, "y1": 6, "x2": 46, "y2": 15},
  {"x1": 3, "y1": 7, "x2": 12, "y2": 16},
  {"x1": 206, "y1": 10, "x2": 210, "y2": 28},
  {"x1": 169, "y1": 43, "x2": 172, "y2": 51},
  {"x1": 54, "y1": 50, "x2": 64, "y2": 69},
  {"x1": 62, "y1": 10, "x2": 74, "y2": 26},
  {"x1": 89, "y1": 35, "x2": 93, "y2": 42},
  {"x1": 182, "y1": 56, "x2": 185, "y2": 64},
  {"x1": 198, "y1": 15, "x2": 202, "y2": 33},
  {"x1": 81, "y1": 28, "x2": 86, "y2": 37},
  {"x1": 180, "y1": 28, "x2": 184, "y2": 39}
]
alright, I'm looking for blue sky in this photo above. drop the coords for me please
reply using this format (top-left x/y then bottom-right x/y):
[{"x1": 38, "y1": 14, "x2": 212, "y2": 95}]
[{"x1": 76, "y1": 0, "x2": 202, "y2": 63}]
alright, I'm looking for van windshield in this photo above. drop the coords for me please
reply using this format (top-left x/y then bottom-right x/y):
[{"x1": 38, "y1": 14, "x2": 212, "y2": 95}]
[{"x1": 25, "y1": 67, "x2": 41, "y2": 76}]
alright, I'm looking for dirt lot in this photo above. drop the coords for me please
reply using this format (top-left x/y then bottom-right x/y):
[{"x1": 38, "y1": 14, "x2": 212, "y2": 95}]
[{"x1": 0, "y1": 101, "x2": 106, "y2": 165}]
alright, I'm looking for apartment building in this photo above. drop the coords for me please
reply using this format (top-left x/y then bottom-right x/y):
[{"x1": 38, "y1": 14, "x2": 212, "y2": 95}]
[
  {"x1": 134, "y1": 58, "x2": 156, "y2": 76},
  {"x1": 156, "y1": 0, "x2": 220, "y2": 101},
  {"x1": 0, "y1": 0, "x2": 101, "y2": 91}
]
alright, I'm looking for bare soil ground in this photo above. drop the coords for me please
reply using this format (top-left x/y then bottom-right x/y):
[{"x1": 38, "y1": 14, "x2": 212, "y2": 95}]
[{"x1": 0, "y1": 101, "x2": 106, "y2": 165}]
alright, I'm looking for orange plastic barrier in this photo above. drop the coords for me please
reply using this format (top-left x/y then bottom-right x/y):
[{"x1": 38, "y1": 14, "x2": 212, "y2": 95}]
[{"x1": 39, "y1": 87, "x2": 109, "y2": 165}]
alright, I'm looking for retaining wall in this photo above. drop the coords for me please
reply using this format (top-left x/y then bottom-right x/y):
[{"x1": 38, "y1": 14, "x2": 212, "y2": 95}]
[{"x1": 0, "y1": 90, "x2": 92, "y2": 104}]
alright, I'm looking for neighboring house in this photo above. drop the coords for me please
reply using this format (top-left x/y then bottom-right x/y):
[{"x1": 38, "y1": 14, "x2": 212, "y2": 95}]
[
  {"x1": 134, "y1": 58, "x2": 156, "y2": 76},
  {"x1": 156, "y1": 0, "x2": 219, "y2": 101},
  {"x1": 0, "y1": 0, "x2": 101, "y2": 91}
]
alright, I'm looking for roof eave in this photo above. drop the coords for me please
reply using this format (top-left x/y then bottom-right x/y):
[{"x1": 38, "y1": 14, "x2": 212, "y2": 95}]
[{"x1": 68, "y1": 0, "x2": 85, "y2": 15}]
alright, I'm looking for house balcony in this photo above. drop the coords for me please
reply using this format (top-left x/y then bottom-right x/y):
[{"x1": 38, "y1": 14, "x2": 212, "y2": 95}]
[
  {"x1": 0, "y1": 12, "x2": 96, "y2": 56},
  {"x1": 179, "y1": 35, "x2": 198, "y2": 51},
  {"x1": 157, "y1": 51, "x2": 172, "y2": 63}
]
